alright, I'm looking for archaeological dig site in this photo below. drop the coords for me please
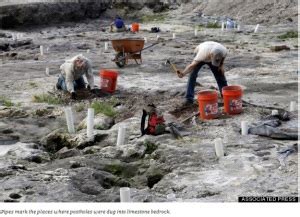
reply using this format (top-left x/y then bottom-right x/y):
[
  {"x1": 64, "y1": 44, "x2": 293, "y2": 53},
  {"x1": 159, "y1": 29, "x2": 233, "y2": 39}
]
[{"x1": 0, "y1": 0, "x2": 298, "y2": 203}]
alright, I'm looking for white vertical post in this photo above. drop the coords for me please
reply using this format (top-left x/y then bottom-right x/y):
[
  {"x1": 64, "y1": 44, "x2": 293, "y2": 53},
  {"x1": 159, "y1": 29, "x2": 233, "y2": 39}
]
[
  {"x1": 172, "y1": 33, "x2": 176, "y2": 39},
  {"x1": 221, "y1": 22, "x2": 225, "y2": 31},
  {"x1": 290, "y1": 101, "x2": 297, "y2": 111},
  {"x1": 214, "y1": 138, "x2": 224, "y2": 158},
  {"x1": 116, "y1": 124, "x2": 126, "y2": 146},
  {"x1": 241, "y1": 121, "x2": 249, "y2": 136},
  {"x1": 45, "y1": 67, "x2": 50, "y2": 76},
  {"x1": 64, "y1": 107, "x2": 75, "y2": 134},
  {"x1": 144, "y1": 37, "x2": 147, "y2": 43},
  {"x1": 40, "y1": 45, "x2": 44, "y2": 56},
  {"x1": 237, "y1": 24, "x2": 240, "y2": 31},
  {"x1": 254, "y1": 24, "x2": 260, "y2": 33},
  {"x1": 120, "y1": 187, "x2": 131, "y2": 202},
  {"x1": 156, "y1": 35, "x2": 160, "y2": 40},
  {"x1": 194, "y1": 29, "x2": 198, "y2": 36},
  {"x1": 87, "y1": 108, "x2": 94, "y2": 139},
  {"x1": 271, "y1": 110, "x2": 278, "y2": 116},
  {"x1": 12, "y1": 33, "x2": 16, "y2": 41},
  {"x1": 104, "y1": 42, "x2": 108, "y2": 51},
  {"x1": 167, "y1": 193, "x2": 176, "y2": 202}
]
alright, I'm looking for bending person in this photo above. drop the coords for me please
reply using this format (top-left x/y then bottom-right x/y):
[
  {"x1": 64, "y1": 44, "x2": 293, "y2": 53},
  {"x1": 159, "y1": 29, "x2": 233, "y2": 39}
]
[{"x1": 177, "y1": 41, "x2": 228, "y2": 107}]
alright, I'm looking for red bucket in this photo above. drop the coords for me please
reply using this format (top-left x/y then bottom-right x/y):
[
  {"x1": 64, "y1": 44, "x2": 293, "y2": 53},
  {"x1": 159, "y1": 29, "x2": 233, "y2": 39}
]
[
  {"x1": 100, "y1": 70, "x2": 118, "y2": 93},
  {"x1": 131, "y1": 23, "x2": 139, "y2": 32},
  {"x1": 222, "y1": 85, "x2": 243, "y2": 114},
  {"x1": 197, "y1": 90, "x2": 219, "y2": 120}
]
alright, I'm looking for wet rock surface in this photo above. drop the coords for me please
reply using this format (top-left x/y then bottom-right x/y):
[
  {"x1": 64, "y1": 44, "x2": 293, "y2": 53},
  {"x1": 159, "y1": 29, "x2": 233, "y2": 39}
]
[{"x1": 0, "y1": 2, "x2": 298, "y2": 202}]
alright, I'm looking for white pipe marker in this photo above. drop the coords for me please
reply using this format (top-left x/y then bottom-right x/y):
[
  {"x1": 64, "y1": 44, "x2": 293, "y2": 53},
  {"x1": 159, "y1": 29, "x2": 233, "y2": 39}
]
[
  {"x1": 254, "y1": 24, "x2": 260, "y2": 33},
  {"x1": 271, "y1": 110, "x2": 279, "y2": 116},
  {"x1": 64, "y1": 107, "x2": 75, "y2": 134},
  {"x1": 40, "y1": 45, "x2": 44, "y2": 56},
  {"x1": 214, "y1": 138, "x2": 224, "y2": 158},
  {"x1": 120, "y1": 187, "x2": 131, "y2": 202},
  {"x1": 290, "y1": 101, "x2": 297, "y2": 112},
  {"x1": 241, "y1": 121, "x2": 249, "y2": 136},
  {"x1": 116, "y1": 124, "x2": 126, "y2": 146},
  {"x1": 45, "y1": 67, "x2": 49, "y2": 76},
  {"x1": 87, "y1": 108, "x2": 94, "y2": 138}
]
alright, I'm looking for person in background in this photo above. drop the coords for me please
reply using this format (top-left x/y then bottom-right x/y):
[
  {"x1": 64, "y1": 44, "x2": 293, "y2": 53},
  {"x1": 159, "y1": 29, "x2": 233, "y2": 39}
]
[
  {"x1": 110, "y1": 16, "x2": 126, "y2": 32},
  {"x1": 176, "y1": 41, "x2": 228, "y2": 106},
  {"x1": 56, "y1": 54, "x2": 96, "y2": 99},
  {"x1": 226, "y1": 18, "x2": 235, "y2": 29}
]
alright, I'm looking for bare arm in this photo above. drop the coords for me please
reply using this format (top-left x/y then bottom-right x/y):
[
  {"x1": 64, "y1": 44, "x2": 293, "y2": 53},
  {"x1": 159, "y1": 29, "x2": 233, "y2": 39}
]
[{"x1": 178, "y1": 60, "x2": 200, "y2": 78}]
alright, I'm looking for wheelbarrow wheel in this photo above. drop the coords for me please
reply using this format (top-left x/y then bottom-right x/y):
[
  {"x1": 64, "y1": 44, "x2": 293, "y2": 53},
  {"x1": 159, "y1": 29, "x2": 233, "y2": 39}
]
[{"x1": 115, "y1": 52, "x2": 126, "y2": 68}]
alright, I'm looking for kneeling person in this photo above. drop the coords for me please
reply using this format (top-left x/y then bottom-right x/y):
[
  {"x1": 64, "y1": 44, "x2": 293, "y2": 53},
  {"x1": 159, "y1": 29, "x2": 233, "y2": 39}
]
[
  {"x1": 110, "y1": 16, "x2": 126, "y2": 32},
  {"x1": 56, "y1": 54, "x2": 95, "y2": 99}
]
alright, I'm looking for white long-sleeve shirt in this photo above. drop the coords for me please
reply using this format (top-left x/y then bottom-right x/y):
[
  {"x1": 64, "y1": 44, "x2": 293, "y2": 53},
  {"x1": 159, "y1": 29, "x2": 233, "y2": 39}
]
[{"x1": 59, "y1": 55, "x2": 94, "y2": 93}]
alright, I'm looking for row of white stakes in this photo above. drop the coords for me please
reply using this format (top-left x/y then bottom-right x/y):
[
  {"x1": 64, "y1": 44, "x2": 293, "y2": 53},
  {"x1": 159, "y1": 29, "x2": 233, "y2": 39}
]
[
  {"x1": 65, "y1": 100, "x2": 298, "y2": 200},
  {"x1": 64, "y1": 107, "x2": 94, "y2": 138},
  {"x1": 150, "y1": 23, "x2": 259, "y2": 42},
  {"x1": 64, "y1": 101, "x2": 298, "y2": 145},
  {"x1": 64, "y1": 109, "x2": 175, "y2": 202},
  {"x1": 214, "y1": 101, "x2": 298, "y2": 158},
  {"x1": 33, "y1": 23, "x2": 261, "y2": 58},
  {"x1": 64, "y1": 107, "x2": 128, "y2": 143},
  {"x1": 64, "y1": 107, "x2": 130, "y2": 202}
]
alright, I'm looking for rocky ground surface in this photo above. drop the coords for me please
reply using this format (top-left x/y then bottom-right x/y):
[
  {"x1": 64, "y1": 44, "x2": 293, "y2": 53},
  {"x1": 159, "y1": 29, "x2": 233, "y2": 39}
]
[{"x1": 0, "y1": 3, "x2": 298, "y2": 202}]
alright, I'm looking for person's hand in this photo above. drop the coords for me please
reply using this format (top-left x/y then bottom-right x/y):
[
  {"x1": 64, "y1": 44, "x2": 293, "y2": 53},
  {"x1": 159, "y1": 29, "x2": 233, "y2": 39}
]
[
  {"x1": 71, "y1": 92, "x2": 77, "y2": 100},
  {"x1": 177, "y1": 70, "x2": 184, "y2": 78}
]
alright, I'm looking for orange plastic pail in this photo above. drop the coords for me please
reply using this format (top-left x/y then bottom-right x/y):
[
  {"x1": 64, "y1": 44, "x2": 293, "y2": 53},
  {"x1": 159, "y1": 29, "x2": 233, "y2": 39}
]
[
  {"x1": 131, "y1": 23, "x2": 139, "y2": 32},
  {"x1": 197, "y1": 90, "x2": 219, "y2": 120},
  {"x1": 100, "y1": 70, "x2": 118, "y2": 93},
  {"x1": 222, "y1": 85, "x2": 243, "y2": 114}
]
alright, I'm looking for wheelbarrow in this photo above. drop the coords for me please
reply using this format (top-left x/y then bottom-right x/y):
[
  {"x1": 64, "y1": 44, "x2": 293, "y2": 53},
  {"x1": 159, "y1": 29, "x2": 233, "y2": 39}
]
[{"x1": 111, "y1": 38, "x2": 158, "y2": 68}]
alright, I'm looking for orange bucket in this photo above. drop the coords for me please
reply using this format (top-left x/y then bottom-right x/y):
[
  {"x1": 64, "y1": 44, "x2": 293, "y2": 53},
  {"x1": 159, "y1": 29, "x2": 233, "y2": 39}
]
[
  {"x1": 197, "y1": 90, "x2": 219, "y2": 120},
  {"x1": 100, "y1": 70, "x2": 118, "y2": 93},
  {"x1": 131, "y1": 23, "x2": 139, "y2": 32},
  {"x1": 222, "y1": 85, "x2": 243, "y2": 114}
]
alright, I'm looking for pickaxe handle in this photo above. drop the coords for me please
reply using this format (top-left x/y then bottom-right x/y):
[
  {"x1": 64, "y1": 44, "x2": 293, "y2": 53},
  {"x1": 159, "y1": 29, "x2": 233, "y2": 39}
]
[{"x1": 170, "y1": 63, "x2": 178, "y2": 74}]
